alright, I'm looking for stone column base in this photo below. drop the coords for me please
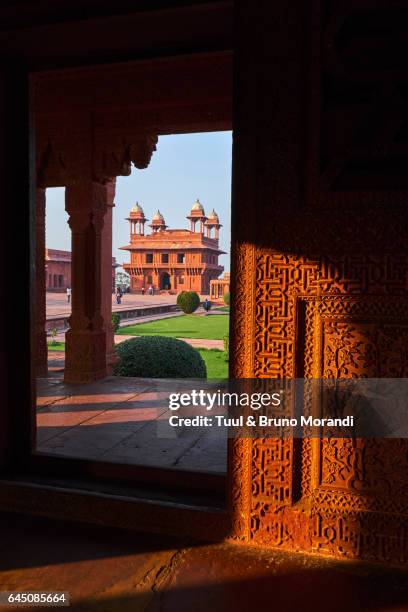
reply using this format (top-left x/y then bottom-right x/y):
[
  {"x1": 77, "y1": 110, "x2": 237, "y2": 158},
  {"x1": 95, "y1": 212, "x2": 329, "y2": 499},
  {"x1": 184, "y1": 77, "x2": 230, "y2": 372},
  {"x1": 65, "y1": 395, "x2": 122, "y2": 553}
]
[
  {"x1": 106, "y1": 339, "x2": 119, "y2": 375},
  {"x1": 64, "y1": 330, "x2": 107, "y2": 384}
]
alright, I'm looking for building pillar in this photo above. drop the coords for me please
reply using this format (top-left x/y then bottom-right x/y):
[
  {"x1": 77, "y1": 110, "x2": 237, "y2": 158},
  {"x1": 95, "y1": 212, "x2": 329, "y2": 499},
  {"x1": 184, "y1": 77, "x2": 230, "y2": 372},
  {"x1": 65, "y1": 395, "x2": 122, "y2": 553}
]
[
  {"x1": 64, "y1": 180, "x2": 109, "y2": 383},
  {"x1": 102, "y1": 179, "x2": 118, "y2": 374},
  {"x1": 35, "y1": 187, "x2": 48, "y2": 377}
]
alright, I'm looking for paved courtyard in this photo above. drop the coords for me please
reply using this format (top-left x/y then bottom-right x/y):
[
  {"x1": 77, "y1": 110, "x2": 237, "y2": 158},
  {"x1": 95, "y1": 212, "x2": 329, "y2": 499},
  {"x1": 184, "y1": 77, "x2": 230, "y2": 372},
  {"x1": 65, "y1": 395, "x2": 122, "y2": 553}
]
[
  {"x1": 41, "y1": 293, "x2": 228, "y2": 472},
  {"x1": 47, "y1": 292, "x2": 179, "y2": 318},
  {"x1": 36, "y1": 375, "x2": 227, "y2": 474}
]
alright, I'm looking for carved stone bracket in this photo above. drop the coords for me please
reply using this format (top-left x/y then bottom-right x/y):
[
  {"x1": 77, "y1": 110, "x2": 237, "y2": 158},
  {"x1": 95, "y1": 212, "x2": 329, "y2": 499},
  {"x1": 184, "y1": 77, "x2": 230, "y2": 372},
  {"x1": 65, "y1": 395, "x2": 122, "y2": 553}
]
[
  {"x1": 36, "y1": 114, "x2": 158, "y2": 188},
  {"x1": 93, "y1": 133, "x2": 158, "y2": 183}
]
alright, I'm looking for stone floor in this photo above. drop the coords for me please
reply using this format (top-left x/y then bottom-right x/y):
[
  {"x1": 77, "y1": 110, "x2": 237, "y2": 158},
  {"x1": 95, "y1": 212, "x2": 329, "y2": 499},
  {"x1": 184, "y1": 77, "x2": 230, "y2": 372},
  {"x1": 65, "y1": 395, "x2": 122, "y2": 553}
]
[
  {"x1": 36, "y1": 376, "x2": 227, "y2": 473},
  {"x1": 2, "y1": 512, "x2": 408, "y2": 612}
]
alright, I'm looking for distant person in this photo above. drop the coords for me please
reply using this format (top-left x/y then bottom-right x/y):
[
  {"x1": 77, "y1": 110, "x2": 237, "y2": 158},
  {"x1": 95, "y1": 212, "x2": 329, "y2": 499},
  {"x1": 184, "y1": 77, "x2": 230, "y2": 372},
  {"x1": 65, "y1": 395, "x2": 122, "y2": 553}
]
[
  {"x1": 116, "y1": 287, "x2": 122, "y2": 304},
  {"x1": 149, "y1": 285, "x2": 154, "y2": 296},
  {"x1": 141, "y1": 286, "x2": 145, "y2": 295},
  {"x1": 66, "y1": 287, "x2": 71, "y2": 304},
  {"x1": 203, "y1": 298, "x2": 211, "y2": 314}
]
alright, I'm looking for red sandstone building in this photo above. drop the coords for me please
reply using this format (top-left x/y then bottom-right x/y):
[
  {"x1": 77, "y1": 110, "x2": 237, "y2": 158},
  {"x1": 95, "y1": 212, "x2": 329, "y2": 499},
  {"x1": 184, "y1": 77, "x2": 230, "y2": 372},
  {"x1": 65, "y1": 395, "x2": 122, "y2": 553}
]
[
  {"x1": 45, "y1": 249, "x2": 71, "y2": 291},
  {"x1": 121, "y1": 199, "x2": 225, "y2": 294},
  {"x1": 45, "y1": 248, "x2": 118, "y2": 292},
  {"x1": 210, "y1": 272, "x2": 230, "y2": 302}
]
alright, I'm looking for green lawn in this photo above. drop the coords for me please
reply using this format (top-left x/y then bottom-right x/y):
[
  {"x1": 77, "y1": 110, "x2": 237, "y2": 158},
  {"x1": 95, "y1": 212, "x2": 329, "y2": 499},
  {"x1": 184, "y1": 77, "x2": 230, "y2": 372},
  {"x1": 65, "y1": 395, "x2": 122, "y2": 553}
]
[
  {"x1": 118, "y1": 313, "x2": 229, "y2": 340},
  {"x1": 48, "y1": 342, "x2": 65, "y2": 351},
  {"x1": 198, "y1": 348, "x2": 228, "y2": 379}
]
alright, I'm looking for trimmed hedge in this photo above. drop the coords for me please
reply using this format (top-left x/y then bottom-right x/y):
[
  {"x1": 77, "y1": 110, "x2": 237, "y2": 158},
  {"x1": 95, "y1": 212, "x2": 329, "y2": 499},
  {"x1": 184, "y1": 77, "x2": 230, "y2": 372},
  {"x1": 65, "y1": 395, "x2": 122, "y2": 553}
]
[
  {"x1": 176, "y1": 290, "x2": 200, "y2": 314},
  {"x1": 223, "y1": 291, "x2": 230, "y2": 306},
  {"x1": 113, "y1": 335, "x2": 207, "y2": 378}
]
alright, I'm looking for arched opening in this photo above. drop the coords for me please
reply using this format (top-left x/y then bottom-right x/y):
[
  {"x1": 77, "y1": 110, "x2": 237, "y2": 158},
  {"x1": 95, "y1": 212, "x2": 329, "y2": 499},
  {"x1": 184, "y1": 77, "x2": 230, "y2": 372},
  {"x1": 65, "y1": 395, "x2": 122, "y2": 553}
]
[{"x1": 161, "y1": 271, "x2": 171, "y2": 290}]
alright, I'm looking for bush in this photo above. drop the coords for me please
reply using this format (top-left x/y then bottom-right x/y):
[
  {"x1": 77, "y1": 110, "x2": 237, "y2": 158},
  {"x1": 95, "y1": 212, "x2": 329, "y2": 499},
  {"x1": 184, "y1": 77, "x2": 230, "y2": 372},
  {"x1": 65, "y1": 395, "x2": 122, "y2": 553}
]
[
  {"x1": 113, "y1": 336, "x2": 207, "y2": 378},
  {"x1": 112, "y1": 312, "x2": 121, "y2": 333},
  {"x1": 223, "y1": 291, "x2": 230, "y2": 306},
  {"x1": 177, "y1": 291, "x2": 200, "y2": 314}
]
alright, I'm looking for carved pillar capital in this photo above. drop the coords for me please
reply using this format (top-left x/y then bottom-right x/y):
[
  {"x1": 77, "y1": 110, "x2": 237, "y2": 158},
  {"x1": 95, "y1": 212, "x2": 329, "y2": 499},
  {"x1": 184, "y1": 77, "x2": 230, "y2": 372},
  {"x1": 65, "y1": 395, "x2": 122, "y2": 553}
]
[{"x1": 66, "y1": 181, "x2": 109, "y2": 225}]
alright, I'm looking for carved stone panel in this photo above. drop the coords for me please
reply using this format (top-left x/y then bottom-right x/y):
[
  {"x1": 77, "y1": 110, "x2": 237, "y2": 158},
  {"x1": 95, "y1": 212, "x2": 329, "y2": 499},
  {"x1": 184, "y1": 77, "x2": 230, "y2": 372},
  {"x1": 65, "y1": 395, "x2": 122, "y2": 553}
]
[{"x1": 227, "y1": 1, "x2": 408, "y2": 563}]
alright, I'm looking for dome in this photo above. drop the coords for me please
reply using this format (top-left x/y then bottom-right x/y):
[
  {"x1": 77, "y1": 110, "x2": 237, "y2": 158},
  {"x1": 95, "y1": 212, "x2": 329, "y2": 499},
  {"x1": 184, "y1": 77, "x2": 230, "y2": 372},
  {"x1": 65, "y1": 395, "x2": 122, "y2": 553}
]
[
  {"x1": 152, "y1": 210, "x2": 165, "y2": 222},
  {"x1": 207, "y1": 209, "x2": 219, "y2": 222},
  {"x1": 130, "y1": 202, "x2": 144, "y2": 215},
  {"x1": 191, "y1": 198, "x2": 205, "y2": 214}
]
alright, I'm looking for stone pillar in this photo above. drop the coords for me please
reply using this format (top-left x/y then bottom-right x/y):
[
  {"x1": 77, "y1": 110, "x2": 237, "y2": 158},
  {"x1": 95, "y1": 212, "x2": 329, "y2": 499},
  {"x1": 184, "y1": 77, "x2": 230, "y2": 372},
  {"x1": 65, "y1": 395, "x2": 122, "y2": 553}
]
[
  {"x1": 35, "y1": 187, "x2": 48, "y2": 377},
  {"x1": 64, "y1": 181, "x2": 109, "y2": 383},
  {"x1": 102, "y1": 179, "x2": 118, "y2": 374}
]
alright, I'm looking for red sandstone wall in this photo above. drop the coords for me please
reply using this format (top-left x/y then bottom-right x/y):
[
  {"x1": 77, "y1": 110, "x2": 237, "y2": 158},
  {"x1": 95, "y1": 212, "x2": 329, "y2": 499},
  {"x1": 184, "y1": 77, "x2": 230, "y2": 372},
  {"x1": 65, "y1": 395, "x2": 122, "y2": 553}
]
[{"x1": 46, "y1": 261, "x2": 71, "y2": 291}]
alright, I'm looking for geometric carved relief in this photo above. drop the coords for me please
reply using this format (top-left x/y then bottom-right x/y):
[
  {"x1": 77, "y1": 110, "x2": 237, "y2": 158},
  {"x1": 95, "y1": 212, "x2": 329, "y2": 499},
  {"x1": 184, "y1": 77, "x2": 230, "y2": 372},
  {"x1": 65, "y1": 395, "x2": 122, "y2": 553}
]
[
  {"x1": 250, "y1": 439, "x2": 298, "y2": 548},
  {"x1": 320, "y1": 438, "x2": 408, "y2": 499},
  {"x1": 304, "y1": 298, "x2": 408, "y2": 561},
  {"x1": 241, "y1": 251, "x2": 408, "y2": 561},
  {"x1": 324, "y1": 321, "x2": 408, "y2": 378},
  {"x1": 303, "y1": 298, "x2": 408, "y2": 505},
  {"x1": 252, "y1": 439, "x2": 293, "y2": 506},
  {"x1": 254, "y1": 253, "x2": 408, "y2": 378},
  {"x1": 305, "y1": 298, "x2": 408, "y2": 487}
]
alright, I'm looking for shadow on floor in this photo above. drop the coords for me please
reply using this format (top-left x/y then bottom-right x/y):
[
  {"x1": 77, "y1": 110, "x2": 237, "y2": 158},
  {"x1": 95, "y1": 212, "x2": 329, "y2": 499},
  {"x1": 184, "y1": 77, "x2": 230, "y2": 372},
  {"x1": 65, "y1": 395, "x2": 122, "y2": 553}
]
[
  {"x1": 1, "y1": 512, "x2": 408, "y2": 612},
  {"x1": 36, "y1": 376, "x2": 228, "y2": 473}
]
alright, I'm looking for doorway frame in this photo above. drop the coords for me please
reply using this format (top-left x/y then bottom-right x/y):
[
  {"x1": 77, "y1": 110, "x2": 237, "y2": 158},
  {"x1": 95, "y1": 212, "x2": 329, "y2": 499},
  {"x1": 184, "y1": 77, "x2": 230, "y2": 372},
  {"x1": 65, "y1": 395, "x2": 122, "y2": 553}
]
[{"x1": 1, "y1": 52, "x2": 244, "y2": 542}]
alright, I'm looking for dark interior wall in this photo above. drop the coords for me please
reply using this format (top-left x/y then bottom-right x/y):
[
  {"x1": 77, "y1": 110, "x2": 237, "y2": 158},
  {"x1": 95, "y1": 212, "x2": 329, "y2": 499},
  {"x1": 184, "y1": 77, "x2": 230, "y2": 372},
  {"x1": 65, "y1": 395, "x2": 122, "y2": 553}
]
[
  {"x1": 0, "y1": 63, "x2": 32, "y2": 469},
  {"x1": 0, "y1": 0, "x2": 224, "y2": 26},
  {"x1": 0, "y1": 1, "x2": 233, "y2": 70}
]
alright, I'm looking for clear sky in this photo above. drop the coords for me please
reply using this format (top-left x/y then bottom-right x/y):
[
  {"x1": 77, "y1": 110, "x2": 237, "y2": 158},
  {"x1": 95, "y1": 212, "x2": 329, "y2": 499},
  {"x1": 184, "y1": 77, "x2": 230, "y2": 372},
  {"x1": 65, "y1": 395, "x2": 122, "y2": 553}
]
[{"x1": 45, "y1": 131, "x2": 232, "y2": 273}]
